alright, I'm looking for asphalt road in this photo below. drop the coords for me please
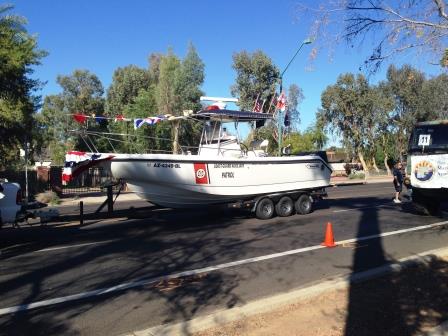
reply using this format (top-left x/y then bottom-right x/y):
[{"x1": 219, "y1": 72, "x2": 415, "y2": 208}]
[{"x1": 0, "y1": 183, "x2": 447, "y2": 336}]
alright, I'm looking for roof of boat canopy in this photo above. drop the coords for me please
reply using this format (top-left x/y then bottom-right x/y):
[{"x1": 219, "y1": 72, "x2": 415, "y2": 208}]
[{"x1": 193, "y1": 109, "x2": 273, "y2": 121}]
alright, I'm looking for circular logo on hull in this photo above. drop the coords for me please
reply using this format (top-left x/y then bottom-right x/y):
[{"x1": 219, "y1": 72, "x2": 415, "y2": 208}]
[
  {"x1": 196, "y1": 169, "x2": 206, "y2": 179},
  {"x1": 414, "y1": 160, "x2": 435, "y2": 181}
]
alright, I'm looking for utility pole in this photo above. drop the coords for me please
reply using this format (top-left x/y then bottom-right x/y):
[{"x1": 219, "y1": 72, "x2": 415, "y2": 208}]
[{"x1": 24, "y1": 137, "x2": 29, "y2": 204}]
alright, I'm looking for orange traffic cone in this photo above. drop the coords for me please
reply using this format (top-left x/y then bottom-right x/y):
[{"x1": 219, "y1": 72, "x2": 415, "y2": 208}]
[{"x1": 321, "y1": 222, "x2": 336, "y2": 248}]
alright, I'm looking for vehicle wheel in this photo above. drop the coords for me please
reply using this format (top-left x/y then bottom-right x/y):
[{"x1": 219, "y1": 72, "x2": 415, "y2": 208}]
[
  {"x1": 426, "y1": 200, "x2": 440, "y2": 216},
  {"x1": 255, "y1": 198, "x2": 275, "y2": 220},
  {"x1": 275, "y1": 196, "x2": 294, "y2": 217},
  {"x1": 295, "y1": 194, "x2": 312, "y2": 215},
  {"x1": 412, "y1": 190, "x2": 439, "y2": 215}
]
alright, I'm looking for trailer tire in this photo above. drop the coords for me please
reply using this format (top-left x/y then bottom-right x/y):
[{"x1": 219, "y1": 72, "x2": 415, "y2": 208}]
[
  {"x1": 275, "y1": 196, "x2": 294, "y2": 217},
  {"x1": 295, "y1": 194, "x2": 312, "y2": 215},
  {"x1": 255, "y1": 198, "x2": 275, "y2": 220}
]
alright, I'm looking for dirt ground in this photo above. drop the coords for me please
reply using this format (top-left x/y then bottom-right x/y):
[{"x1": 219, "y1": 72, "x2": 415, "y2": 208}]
[{"x1": 194, "y1": 256, "x2": 448, "y2": 336}]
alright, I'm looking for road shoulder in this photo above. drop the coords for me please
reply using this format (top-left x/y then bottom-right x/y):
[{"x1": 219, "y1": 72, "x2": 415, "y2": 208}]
[{"x1": 129, "y1": 247, "x2": 448, "y2": 336}]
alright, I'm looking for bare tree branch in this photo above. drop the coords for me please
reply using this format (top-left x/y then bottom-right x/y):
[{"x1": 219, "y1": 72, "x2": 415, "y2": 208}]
[
  {"x1": 295, "y1": 0, "x2": 448, "y2": 72},
  {"x1": 434, "y1": 0, "x2": 448, "y2": 21}
]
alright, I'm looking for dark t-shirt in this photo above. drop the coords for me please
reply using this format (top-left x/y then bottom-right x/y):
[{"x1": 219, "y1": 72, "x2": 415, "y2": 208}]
[{"x1": 393, "y1": 167, "x2": 403, "y2": 184}]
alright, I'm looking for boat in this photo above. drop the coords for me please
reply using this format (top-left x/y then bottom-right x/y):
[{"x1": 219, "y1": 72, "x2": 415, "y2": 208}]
[{"x1": 108, "y1": 105, "x2": 333, "y2": 211}]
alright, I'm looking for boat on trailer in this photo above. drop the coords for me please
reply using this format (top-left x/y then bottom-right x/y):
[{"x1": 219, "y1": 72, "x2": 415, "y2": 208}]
[{"x1": 108, "y1": 106, "x2": 332, "y2": 218}]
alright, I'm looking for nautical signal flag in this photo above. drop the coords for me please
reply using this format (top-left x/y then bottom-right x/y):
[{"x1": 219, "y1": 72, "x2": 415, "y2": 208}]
[
  {"x1": 114, "y1": 114, "x2": 125, "y2": 122},
  {"x1": 95, "y1": 115, "x2": 107, "y2": 125},
  {"x1": 276, "y1": 93, "x2": 287, "y2": 112},
  {"x1": 284, "y1": 112, "x2": 290, "y2": 127},
  {"x1": 134, "y1": 117, "x2": 163, "y2": 129},
  {"x1": 73, "y1": 113, "x2": 88, "y2": 124}
]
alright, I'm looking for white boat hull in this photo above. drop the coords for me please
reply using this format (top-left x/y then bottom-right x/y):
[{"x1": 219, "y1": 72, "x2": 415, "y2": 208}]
[{"x1": 111, "y1": 154, "x2": 332, "y2": 208}]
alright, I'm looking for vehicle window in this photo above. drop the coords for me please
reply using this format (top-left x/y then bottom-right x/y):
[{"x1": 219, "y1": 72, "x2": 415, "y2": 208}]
[{"x1": 409, "y1": 124, "x2": 448, "y2": 153}]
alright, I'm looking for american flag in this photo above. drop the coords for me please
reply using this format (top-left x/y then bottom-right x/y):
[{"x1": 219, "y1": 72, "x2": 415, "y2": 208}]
[
  {"x1": 252, "y1": 93, "x2": 261, "y2": 112},
  {"x1": 253, "y1": 99, "x2": 262, "y2": 112}
]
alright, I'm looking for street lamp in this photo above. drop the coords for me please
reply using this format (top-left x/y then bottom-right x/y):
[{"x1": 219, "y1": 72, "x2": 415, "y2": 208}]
[
  {"x1": 277, "y1": 38, "x2": 312, "y2": 155},
  {"x1": 279, "y1": 38, "x2": 312, "y2": 93}
]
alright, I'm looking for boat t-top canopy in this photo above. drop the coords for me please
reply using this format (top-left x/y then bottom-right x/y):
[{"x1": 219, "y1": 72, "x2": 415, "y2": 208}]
[{"x1": 194, "y1": 109, "x2": 273, "y2": 121}]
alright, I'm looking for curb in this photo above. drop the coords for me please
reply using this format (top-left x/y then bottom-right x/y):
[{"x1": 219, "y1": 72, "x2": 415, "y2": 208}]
[
  {"x1": 125, "y1": 246, "x2": 448, "y2": 336},
  {"x1": 330, "y1": 177, "x2": 392, "y2": 187}
]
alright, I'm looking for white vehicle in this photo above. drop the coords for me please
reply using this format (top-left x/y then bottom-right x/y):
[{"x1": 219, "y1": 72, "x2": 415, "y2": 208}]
[
  {"x1": 0, "y1": 180, "x2": 22, "y2": 227},
  {"x1": 110, "y1": 108, "x2": 332, "y2": 219},
  {"x1": 408, "y1": 120, "x2": 448, "y2": 214}
]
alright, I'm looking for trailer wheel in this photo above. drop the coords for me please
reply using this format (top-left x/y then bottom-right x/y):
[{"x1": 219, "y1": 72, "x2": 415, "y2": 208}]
[
  {"x1": 255, "y1": 198, "x2": 275, "y2": 220},
  {"x1": 275, "y1": 196, "x2": 294, "y2": 217},
  {"x1": 295, "y1": 194, "x2": 312, "y2": 215}
]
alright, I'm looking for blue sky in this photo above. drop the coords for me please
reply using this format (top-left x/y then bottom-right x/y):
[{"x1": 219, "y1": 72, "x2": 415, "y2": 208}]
[{"x1": 12, "y1": 0, "x2": 442, "y2": 140}]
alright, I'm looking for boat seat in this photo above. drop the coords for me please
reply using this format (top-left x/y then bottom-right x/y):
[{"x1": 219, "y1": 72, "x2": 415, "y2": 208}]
[{"x1": 248, "y1": 139, "x2": 269, "y2": 157}]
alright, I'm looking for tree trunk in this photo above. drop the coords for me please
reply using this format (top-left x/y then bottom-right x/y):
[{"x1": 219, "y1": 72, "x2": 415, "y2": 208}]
[
  {"x1": 357, "y1": 150, "x2": 369, "y2": 178},
  {"x1": 384, "y1": 153, "x2": 391, "y2": 176},
  {"x1": 172, "y1": 120, "x2": 180, "y2": 154},
  {"x1": 372, "y1": 156, "x2": 380, "y2": 173}
]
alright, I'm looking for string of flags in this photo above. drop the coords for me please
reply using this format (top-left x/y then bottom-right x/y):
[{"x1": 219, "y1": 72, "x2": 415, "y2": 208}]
[{"x1": 70, "y1": 113, "x2": 186, "y2": 129}]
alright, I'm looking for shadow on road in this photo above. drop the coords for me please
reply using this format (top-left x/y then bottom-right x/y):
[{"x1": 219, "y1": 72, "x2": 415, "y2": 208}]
[
  {"x1": 1, "y1": 191, "x2": 448, "y2": 335},
  {"x1": 344, "y1": 202, "x2": 448, "y2": 335},
  {"x1": 0, "y1": 207, "x2": 252, "y2": 335}
]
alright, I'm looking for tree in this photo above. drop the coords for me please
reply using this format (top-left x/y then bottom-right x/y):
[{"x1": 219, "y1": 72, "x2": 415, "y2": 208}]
[
  {"x1": 308, "y1": 110, "x2": 328, "y2": 150},
  {"x1": 384, "y1": 65, "x2": 425, "y2": 160},
  {"x1": 231, "y1": 50, "x2": 280, "y2": 111},
  {"x1": 40, "y1": 70, "x2": 106, "y2": 161},
  {"x1": 155, "y1": 51, "x2": 182, "y2": 154},
  {"x1": 442, "y1": 48, "x2": 448, "y2": 67},
  {"x1": 366, "y1": 85, "x2": 394, "y2": 173},
  {"x1": 105, "y1": 65, "x2": 153, "y2": 153},
  {"x1": 371, "y1": 84, "x2": 395, "y2": 175},
  {"x1": 121, "y1": 87, "x2": 162, "y2": 153},
  {"x1": 57, "y1": 69, "x2": 105, "y2": 115},
  {"x1": 148, "y1": 52, "x2": 163, "y2": 83},
  {"x1": 176, "y1": 43, "x2": 204, "y2": 112},
  {"x1": 287, "y1": 84, "x2": 304, "y2": 130},
  {"x1": 106, "y1": 65, "x2": 151, "y2": 116},
  {"x1": 296, "y1": 0, "x2": 448, "y2": 72},
  {"x1": 418, "y1": 73, "x2": 448, "y2": 120},
  {"x1": 0, "y1": 4, "x2": 46, "y2": 169},
  {"x1": 37, "y1": 95, "x2": 72, "y2": 165},
  {"x1": 155, "y1": 46, "x2": 205, "y2": 154},
  {"x1": 321, "y1": 73, "x2": 376, "y2": 175},
  {"x1": 175, "y1": 44, "x2": 205, "y2": 151}
]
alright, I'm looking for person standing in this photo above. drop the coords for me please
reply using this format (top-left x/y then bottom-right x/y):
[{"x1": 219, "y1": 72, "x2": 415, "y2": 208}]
[{"x1": 393, "y1": 162, "x2": 404, "y2": 203}]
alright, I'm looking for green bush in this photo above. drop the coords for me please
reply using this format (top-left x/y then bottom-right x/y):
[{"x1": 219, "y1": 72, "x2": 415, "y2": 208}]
[{"x1": 349, "y1": 172, "x2": 365, "y2": 180}]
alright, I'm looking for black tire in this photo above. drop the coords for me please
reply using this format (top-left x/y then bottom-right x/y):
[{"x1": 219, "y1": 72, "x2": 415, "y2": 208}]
[
  {"x1": 412, "y1": 190, "x2": 440, "y2": 216},
  {"x1": 295, "y1": 194, "x2": 312, "y2": 215},
  {"x1": 426, "y1": 200, "x2": 440, "y2": 216},
  {"x1": 255, "y1": 197, "x2": 275, "y2": 220},
  {"x1": 275, "y1": 196, "x2": 294, "y2": 217}
]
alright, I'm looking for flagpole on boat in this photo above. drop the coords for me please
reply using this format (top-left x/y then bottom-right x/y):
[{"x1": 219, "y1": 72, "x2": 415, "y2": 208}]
[{"x1": 277, "y1": 38, "x2": 312, "y2": 156}]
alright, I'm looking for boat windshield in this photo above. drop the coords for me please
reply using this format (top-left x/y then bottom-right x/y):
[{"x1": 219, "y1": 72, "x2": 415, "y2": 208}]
[
  {"x1": 201, "y1": 120, "x2": 238, "y2": 144},
  {"x1": 408, "y1": 123, "x2": 448, "y2": 154}
]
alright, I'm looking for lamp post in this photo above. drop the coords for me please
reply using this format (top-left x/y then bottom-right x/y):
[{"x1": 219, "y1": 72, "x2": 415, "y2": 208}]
[{"x1": 277, "y1": 38, "x2": 312, "y2": 155}]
